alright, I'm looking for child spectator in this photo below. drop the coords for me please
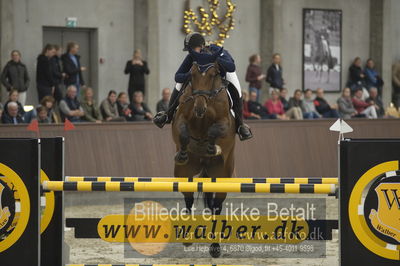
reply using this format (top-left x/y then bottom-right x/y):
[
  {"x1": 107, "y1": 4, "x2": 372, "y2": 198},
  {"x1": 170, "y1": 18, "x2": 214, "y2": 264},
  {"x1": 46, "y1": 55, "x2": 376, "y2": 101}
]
[
  {"x1": 288, "y1": 89, "x2": 304, "y2": 120},
  {"x1": 100, "y1": 90, "x2": 125, "y2": 122},
  {"x1": 37, "y1": 106, "x2": 51, "y2": 124},
  {"x1": 366, "y1": 87, "x2": 384, "y2": 118},
  {"x1": 302, "y1": 89, "x2": 320, "y2": 119},
  {"x1": 314, "y1": 88, "x2": 339, "y2": 118},
  {"x1": 129, "y1": 91, "x2": 152, "y2": 121},
  {"x1": 264, "y1": 89, "x2": 288, "y2": 120},
  {"x1": 117, "y1": 92, "x2": 134, "y2": 121},
  {"x1": 156, "y1": 88, "x2": 171, "y2": 113},
  {"x1": 337, "y1": 87, "x2": 364, "y2": 119},
  {"x1": 40, "y1": 96, "x2": 60, "y2": 123},
  {"x1": 81, "y1": 87, "x2": 102, "y2": 123},
  {"x1": 352, "y1": 88, "x2": 378, "y2": 119},
  {"x1": 245, "y1": 54, "x2": 265, "y2": 102},
  {"x1": 59, "y1": 85, "x2": 84, "y2": 122}
]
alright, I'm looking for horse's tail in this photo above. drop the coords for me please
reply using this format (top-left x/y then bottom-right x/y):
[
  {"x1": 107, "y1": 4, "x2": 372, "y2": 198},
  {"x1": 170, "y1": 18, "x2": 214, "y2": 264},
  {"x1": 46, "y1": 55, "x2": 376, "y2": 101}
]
[{"x1": 200, "y1": 168, "x2": 214, "y2": 210}]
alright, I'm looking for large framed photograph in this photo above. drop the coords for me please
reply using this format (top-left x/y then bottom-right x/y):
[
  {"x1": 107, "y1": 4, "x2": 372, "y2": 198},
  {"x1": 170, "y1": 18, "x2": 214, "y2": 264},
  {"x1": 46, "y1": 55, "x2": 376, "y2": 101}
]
[{"x1": 303, "y1": 9, "x2": 342, "y2": 92}]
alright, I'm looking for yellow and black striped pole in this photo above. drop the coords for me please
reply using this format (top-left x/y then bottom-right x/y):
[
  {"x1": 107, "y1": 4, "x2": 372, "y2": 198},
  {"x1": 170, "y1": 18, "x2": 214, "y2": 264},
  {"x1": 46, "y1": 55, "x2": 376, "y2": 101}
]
[
  {"x1": 43, "y1": 181, "x2": 336, "y2": 194},
  {"x1": 67, "y1": 264, "x2": 253, "y2": 266},
  {"x1": 65, "y1": 176, "x2": 338, "y2": 185}
]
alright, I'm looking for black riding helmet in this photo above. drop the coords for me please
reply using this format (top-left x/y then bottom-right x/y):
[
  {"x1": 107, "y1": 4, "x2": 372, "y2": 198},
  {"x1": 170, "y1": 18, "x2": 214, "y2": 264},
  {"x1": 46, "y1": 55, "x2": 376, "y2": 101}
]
[{"x1": 183, "y1": 32, "x2": 205, "y2": 51}]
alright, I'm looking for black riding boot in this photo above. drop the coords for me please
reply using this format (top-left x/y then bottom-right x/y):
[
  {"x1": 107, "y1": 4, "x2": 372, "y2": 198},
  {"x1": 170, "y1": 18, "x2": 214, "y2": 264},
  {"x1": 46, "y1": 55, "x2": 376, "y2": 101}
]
[
  {"x1": 153, "y1": 88, "x2": 180, "y2": 128},
  {"x1": 229, "y1": 87, "x2": 253, "y2": 141}
]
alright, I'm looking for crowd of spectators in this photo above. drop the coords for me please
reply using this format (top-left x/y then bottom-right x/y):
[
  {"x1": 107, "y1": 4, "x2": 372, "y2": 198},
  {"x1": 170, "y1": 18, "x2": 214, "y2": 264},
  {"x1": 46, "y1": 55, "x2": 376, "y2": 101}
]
[{"x1": 243, "y1": 53, "x2": 394, "y2": 121}]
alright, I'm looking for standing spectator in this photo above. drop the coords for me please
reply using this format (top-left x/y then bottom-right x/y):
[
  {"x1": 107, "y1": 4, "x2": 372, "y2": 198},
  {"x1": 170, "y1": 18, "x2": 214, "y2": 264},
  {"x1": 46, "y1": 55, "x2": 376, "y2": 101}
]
[
  {"x1": 40, "y1": 96, "x2": 60, "y2": 123},
  {"x1": 51, "y1": 45, "x2": 65, "y2": 102},
  {"x1": 266, "y1": 53, "x2": 284, "y2": 90},
  {"x1": 1, "y1": 102, "x2": 23, "y2": 124},
  {"x1": 156, "y1": 88, "x2": 171, "y2": 113},
  {"x1": 366, "y1": 87, "x2": 384, "y2": 118},
  {"x1": 36, "y1": 106, "x2": 51, "y2": 124},
  {"x1": 124, "y1": 49, "x2": 150, "y2": 100},
  {"x1": 337, "y1": 87, "x2": 362, "y2": 119},
  {"x1": 347, "y1": 57, "x2": 365, "y2": 92},
  {"x1": 352, "y1": 88, "x2": 378, "y2": 119},
  {"x1": 62, "y1": 42, "x2": 85, "y2": 94},
  {"x1": 287, "y1": 90, "x2": 304, "y2": 120},
  {"x1": 59, "y1": 85, "x2": 84, "y2": 122},
  {"x1": 302, "y1": 89, "x2": 321, "y2": 119},
  {"x1": 264, "y1": 89, "x2": 288, "y2": 120},
  {"x1": 247, "y1": 91, "x2": 276, "y2": 119},
  {"x1": 117, "y1": 92, "x2": 134, "y2": 121},
  {"x1": 314, "y1": 88, "x2": 339, "y2": 118},
  {"x1": 100, "y1": 90, "x2": 125, "y2": 122},
  {"x1": 279, "y1": 88, "x2": 290, "y2": 111},
  {"x1": 129, "y1": 91, "x2": 152, "y2": 121},
  {"x1": 364, "y1": 59, "x2": 383, "y2": 94},
  {"x1": 245, "y1": 54, "x2": 265, "y2": 102},
  {"x1": 36, "y1": 44, "x2": 56, "y2": 102},
  {"x1": 392, "y1": 60, "x2": 400, "y2": 108},
  {"x1": 81, "y1": 87, "x2": 102, "y2": 123},
  {"x1": 1, "y1": 50, "x2": 30, "y2": 106}
]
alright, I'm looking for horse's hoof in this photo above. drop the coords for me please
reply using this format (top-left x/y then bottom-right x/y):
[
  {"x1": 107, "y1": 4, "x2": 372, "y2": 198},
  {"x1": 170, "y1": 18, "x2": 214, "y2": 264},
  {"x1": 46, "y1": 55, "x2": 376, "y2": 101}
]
[
  {"x1": 209, "y1": 243, "x2": 221, "y2": 258},
  {"x1": 206, "y1": 145, "x2": 222, "y2": 157},
  {"x1": 175, "y1": 151, "x2": 188, "y2": 165}
]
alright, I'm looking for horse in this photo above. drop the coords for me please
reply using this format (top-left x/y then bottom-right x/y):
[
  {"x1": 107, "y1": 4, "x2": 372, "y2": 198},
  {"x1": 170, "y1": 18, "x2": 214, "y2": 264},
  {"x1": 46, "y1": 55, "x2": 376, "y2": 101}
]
[{"x1": 171, "y1": 61, "x2": 236, "y2": 216}]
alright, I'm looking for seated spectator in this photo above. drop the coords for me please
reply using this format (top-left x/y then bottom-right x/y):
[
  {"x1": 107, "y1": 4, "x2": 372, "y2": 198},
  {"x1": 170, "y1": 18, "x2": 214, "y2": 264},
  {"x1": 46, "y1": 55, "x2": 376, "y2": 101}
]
[
  {"x1": 347, "y1": 57, "x2": 365, "y2": 92},
  {"x1": 247, "y1": 91, "x2": 276, "y2": 119},
  {"x1": 156, "y1": 88, "x2": 171, "y2": 113},
  {"x1": 59, "y1": 85, "x2": 85, "y2": 122},
  {"x1": 129, "y1": 91, "x2": 153, "y2": 121},
  {"x1": 40, "y1": 96, "x2": 60, "y2": 123},
  {"x1": 81, "y1": 87, "x2": 102, "y2": 123},
  {"x1": 366, "y1": 87, "x2": 384, "y2": 118},
  {"x1": 100, "y1": 90, "x2": 125, "y2": 122},
  {"x1": 314, "y1": 88, "x2": 339, "y2": 118},
  {"x1": 2, "y1": 102, "x2": 23, "y2": 124},
  {"x1": 337, "y1": 88, "x2": 365, "y2": 119},
  {"x1": 4, "y1": 89, "x2": 36, "y2": 123},
  {"x1": 264, "y1": 89, "x2": 287, "y2": 120},
  {"x1": 36, "y1": 105, "x2": 51, "y2": 124},
  {"x1": 243, "y1": 91, "x2": 261, "y2": 119},
  {"x1": 364, "y1": 59, "x2": 383, "y2": 94},
  {"x1": 0, "y1": 103, "x2": 3, "y2": 123},
  {"x1": 288, "y1": 89, "x2": 304, "y2": 120},
  {"x1": 302, "y1": 89, "x2": 321, "y2": 119},
  {"x1": 279, "y1": 88, "x2": 290, "y2": 111},
  {"x1": 352, "y1": 88, "x2": 378, "y2": 119},
  {"x1": 117, "y1": 92, "x2": 134, "y2": 121}
]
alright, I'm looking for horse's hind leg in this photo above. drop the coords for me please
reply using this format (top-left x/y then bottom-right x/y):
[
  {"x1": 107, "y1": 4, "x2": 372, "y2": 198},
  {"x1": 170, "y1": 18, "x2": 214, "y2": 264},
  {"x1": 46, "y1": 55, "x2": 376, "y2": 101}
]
[{"x1": 175, "y1": 123, "x2": 190, "y2": 165}]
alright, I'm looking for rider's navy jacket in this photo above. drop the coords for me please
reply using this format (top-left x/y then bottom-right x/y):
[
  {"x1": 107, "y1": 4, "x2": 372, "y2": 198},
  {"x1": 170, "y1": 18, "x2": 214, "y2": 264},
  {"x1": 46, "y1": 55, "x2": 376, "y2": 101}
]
[{"x1": 175, "y1": 44, "x2": 236, "y2": 84}]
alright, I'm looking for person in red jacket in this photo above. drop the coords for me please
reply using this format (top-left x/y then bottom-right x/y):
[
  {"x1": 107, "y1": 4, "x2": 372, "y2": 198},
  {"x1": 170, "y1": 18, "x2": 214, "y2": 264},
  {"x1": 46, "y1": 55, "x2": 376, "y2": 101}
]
[
  {"x1": 352, "y1": 88, "x2": 377, "y2": 118},
  {"x1": 245, "y1": 54, "x2": 265, "y2": 102},
  {"x1": 264, "y1": 89, "x2": 289, "y2": 120}
]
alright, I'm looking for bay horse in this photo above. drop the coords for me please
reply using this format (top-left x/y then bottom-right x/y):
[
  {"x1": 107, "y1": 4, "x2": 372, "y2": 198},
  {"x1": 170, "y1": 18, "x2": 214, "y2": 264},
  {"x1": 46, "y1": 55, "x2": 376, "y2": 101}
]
[{"x1": 172, "y1": 61, "x2": 236, "y2": 216}]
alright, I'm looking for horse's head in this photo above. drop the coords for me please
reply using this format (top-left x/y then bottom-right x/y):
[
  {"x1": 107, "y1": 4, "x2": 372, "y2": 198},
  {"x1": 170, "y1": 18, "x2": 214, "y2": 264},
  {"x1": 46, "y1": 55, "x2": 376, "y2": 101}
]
[{"x1": 189, "y1": 61, "x2": 221, "y2": 118}]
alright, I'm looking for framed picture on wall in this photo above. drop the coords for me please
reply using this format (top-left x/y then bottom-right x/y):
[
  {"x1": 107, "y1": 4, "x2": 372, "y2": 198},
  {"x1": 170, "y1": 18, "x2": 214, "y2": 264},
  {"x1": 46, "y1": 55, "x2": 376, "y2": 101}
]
[{"x1": 303, "y1": 8, "x2": 342, "y2": 92}]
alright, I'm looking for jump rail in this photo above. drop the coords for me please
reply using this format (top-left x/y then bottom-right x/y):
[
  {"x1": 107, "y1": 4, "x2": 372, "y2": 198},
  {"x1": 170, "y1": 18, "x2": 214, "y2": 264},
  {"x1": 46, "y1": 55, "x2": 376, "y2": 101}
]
[
  {"x1": 42, "y1": 181, "x2": 336, "y2": 194},
  {"x1": 67, "y1": 265, "x2": 253, "y2": 266},
  {"x1": 65, "y1": 176, "x2": 338, "y2": 184}
]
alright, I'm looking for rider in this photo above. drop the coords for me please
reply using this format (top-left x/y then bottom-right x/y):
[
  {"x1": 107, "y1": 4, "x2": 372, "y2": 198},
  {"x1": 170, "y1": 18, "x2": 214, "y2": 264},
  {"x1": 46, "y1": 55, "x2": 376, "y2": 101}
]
[{"x1": 153, "y1": 32, "x2": 253, "y2": 141}]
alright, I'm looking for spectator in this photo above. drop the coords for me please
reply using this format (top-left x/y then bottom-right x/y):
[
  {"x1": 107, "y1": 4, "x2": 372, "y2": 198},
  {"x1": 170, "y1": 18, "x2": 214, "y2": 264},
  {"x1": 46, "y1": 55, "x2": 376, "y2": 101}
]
[
  {"x1": 245, "y1": 54, "x2": 265, "y2": 102},
  {"x1": 279, "y1": 88, "x2": 290, "y2": 111},
  {"x1": 40, "y1": 96, "x2": 60, "y2": 123},
  {"x1": 4, "y1": 89, "x2": 36, "y2": 122},
  {"x1": 51, "y1": 44, "x2": 65, "y2": 102},
  {"x1": 117, "y1": 92, "x2": 134, "y2": 121},
  {"x1": 37, "y1": 44, "x2": 56, "y2": 102},
  {"x1": 352, "y1": 88, "x2": 378, "y2": 119},
  {"x1": 264, "y1": 89, "x2": 288, "y2": 120},
  {"x1": 392, "y1": 60, "x2": 400, "y2": 108},
  {"x1": 62, "y1": 42, "x2": 85, "y2": 94},
  {"x1": 2, "y1": 102, "x2": 23, "y2": 124},
  {"x1": 124, "y1": 49, "x2": 150, "y2": 100},
  {"x1": 242, "y1": 91, "x2": 258, "y2": 119},
  {"x1": 156, "y1": 88, "x2": 171, "y2": 113},
  {"x1": 337, "y1": 87, "x2": 363, "y2": 119},
  {"x1": 314, "y1": 88, "x2": 339, "y2": 118},
  {"x1": 100, "y1": 90, "x2": 125, "y2": 122},
  {"x1": 302, "y1": 89, "x2": 321, "y2": 119},
  {"x1": 366, "y1": 87, "x2": 384, "y2": 118},
  {"x1": 0, "y1": 103, "x2": 3, "y2": 123},
  {"x1": 129, "y1": 91, "x2": 152, "y2": 121},
  {"x1": 266, "y1": 53, "x2": 284, "y2": 90},
  {"x1": 347, "y1": 57, "x2": 365, "y2": 92},
  {"x1": 81, "y1": 87, "x2": 102, "y2": 123},
  {"x1": 247, "y1": 91, "x2": 276, "y2": 119},
  {"x1": 364, "y1": 59, "x2": 383, "y2": 94},
  {"x1": 59, "y1": 85, "x2": 84, "y2": 122},
  {"x1": 36, "y1": 105, "x2": 51, "y2": 124},
  {"x1": 288, "y1": 89, "x2": 304, "y2": 120},
  {"x1": 1, "y1": 50, "x2": 30, "y2": 106}
]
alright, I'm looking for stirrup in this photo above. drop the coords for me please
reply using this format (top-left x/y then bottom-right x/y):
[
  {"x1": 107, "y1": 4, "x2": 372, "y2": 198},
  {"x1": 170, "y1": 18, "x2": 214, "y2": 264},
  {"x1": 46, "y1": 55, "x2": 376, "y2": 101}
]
[
  {"x1": 153, "y1": 112, "x2": 168, "y2": 128},
  {"x1": 237, "y1": 124, "x2": 253, "y2": 141}
]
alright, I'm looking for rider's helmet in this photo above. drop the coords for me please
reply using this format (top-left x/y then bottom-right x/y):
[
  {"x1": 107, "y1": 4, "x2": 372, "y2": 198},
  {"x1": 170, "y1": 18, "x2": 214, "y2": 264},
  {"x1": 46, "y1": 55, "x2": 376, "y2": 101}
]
[{"x1": 183, "y1": 32, "x2": 205, "y2": 51}]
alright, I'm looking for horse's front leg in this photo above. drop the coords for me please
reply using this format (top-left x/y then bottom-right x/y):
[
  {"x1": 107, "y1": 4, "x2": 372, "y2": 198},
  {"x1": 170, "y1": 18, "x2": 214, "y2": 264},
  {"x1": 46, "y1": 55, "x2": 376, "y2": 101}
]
[
  {"x1": 207, "y1": 121, "x2": 227, "y2": 156},
  {"x1": 175, "y1": 122, "x2": 190, "y2": 165}
]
